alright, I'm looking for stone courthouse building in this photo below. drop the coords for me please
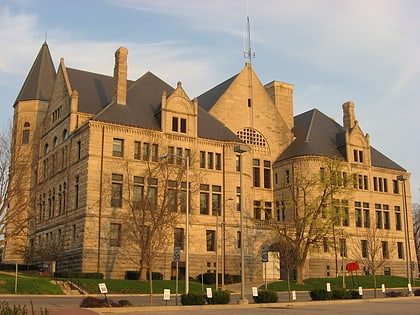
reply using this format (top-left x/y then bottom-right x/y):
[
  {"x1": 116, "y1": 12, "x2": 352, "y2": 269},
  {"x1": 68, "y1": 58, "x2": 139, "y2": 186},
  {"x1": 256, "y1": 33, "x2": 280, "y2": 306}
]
[{"x1": 3, "y1": 42, "x2": 417, "y2": 281}]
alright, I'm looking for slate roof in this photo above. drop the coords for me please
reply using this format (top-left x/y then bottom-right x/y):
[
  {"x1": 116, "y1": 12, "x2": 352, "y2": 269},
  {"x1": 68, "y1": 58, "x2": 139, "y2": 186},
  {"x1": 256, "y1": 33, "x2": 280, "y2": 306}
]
[
  {"x1": 14, "y1": 42, "x2": 56, "y2": 106},
  {"x1": 197, "y1": 74, "x2": 238, "y2": 111},
  {"x1": 277, "y1": 109, "x2": 405, "y2": 171},
  {"x1": 65, "y1": 67, "x2": 239, "y2": 142}
]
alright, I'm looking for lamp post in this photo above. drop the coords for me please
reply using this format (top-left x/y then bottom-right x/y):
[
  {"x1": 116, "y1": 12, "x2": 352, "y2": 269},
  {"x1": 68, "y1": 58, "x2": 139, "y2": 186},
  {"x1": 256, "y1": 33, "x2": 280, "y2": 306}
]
[
  {"x1": 234, "y1": 145, "x2": 248, "y2": 304},
  {"x1": 397, "y1": 175, "x2": 413, "y2": 289},
  {"x1": 161, "y1": 153, "x2": 190, "y2": 294}
]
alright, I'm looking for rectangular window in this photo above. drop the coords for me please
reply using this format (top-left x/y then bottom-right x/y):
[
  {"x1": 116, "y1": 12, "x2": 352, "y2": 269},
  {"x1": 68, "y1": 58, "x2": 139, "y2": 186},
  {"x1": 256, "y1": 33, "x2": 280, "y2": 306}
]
[
  {"x1": 207, "y1": 152, "x2": 214, "y2": 169},
  {"x1": 74, "y1": 175, "x2": 80, "y2": 209},
  {"x1": 180, "y1": 118, "x2": 187, "y2": 133},
  {"x1": 263, "y1": 160, "x2": 271, "y2": 188},
  {"x1": 110, "y1": 223, "x2": 121, "y2": 247},
  {"x1": 323, "y1": 237, "x2": 329, "y2": 252},
  {"x1": 111, "y1": 173, "x2": 123, "y2": 207},
  {"x1": 376, "y1": 210, "x2": 383, "y2": 229},
  {"x1": 382, "y1": 241, "x2": 389, "y2": 259},
  {"x1": 393, "y1": 180, "x2": 399, "y2": 194},
  {"x1": 215, "y1": 153, "x2": 222, "y2": 170},
  {"x1": 397, "y1": 242, "x2": 404, "y2": 259},
  {"x1": 373, "y1": 177, "x2": 378, "y2": 191},
  {"x1": 254, "y1": 200, "x2": 262, "y2": 220},
  {"x1": 395, "y1": 206, "x2": 402, "y2": 230},
  {"x1": 253, "y1": 159, "x2": 261, "y2": 187},
  {"x1": 142, "y1": 142, "x2": 150, "y2": 160},
  {"x1": 363, "y1": 209, "x2": 370, "y2": 228},
  {"x1": 113, "y1": 138, "x2": 124, "y2": 157},
  {"x1": 200, "y1": 184, "x2": 210, "y2": 215},
  {"x1": 168, "y1": 180, "x2": 178, "y2": 212},
  {"x1": 77, "y1": 141, "x2": 81, "y2": 160},
  {"x1": 237, "y1": 231, "x2": 241, "y2": 248},
  {"x1": 361, "y1": 240, "x2": 368, "y2": 258},
  {"x1": 133, "y1": 176, "x2": 144, "y2": 209},
  {"x1": 363, "y1": 176, "x2": 368, "y2": 190},
  {"x1": 355, "y1": 201, "x2": 362, "y2": 227},
  {"x1": 134, "y1": 141, "x2": 141, "y2": 160},
  {"x1": 200, "y1": 151, "x2": 206, "y2": 168},
  {"x1": 211, "y1": 186, "x2": 222, "y2": 216},
  {"x1": 147, "y1": 178, "x2": 158, "y2": 210},
  {"x1": 172, "y1": 117, "x2": 178, "y2": 132},
  {"x1": 206, "y1": 230, "x2": 215, "y2": 251},
  {"x1": 339, "y1": 238, "x2": 347, "y2": 257},
  {"x1": 174, "y1": 228, "x2": 184, "y2": 250},
  {"x1": 383, "y1": 211, "x2": 390, "y2": 229},
  {"x1": 264, "y1": 201, "x2": 272, "y2": 220},
  {"x1": 235, "y1": 155, "x2": 240, "y2": 172},
  {"x1": 151, "y1": 144, "x2": 159, "y2": 162},
  {"x1": 285, "y1": 170, "x2": 290, "y2": 184},
  {"x1": 236, "y1": 187, "x2": 241, "y2": 211},
  {"x1": 168, "y1": 146, "x2": 175, "y2": 164}
]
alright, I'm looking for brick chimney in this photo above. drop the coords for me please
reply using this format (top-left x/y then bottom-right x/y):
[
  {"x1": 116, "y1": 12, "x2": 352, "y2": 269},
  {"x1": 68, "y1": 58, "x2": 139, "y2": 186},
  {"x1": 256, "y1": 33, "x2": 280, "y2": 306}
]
[
  {"x1": 113, "y1": 47, "x2": 128, "y2": 105},
  {"x1": 342, "y1": 101, "x2": 356, "y2": 130}
]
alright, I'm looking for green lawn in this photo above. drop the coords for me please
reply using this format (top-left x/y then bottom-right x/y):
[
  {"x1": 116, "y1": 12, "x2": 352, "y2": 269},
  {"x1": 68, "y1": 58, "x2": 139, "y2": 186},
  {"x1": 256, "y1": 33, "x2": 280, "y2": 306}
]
[
  {"x1": 267, "y1": 275, "x2": 420, "y2": 292},
  {"x1": 0, "y1": 272, "x2": 417, "y2": 295},
  {"x1": 0, "y1": 273, "x2": 62, "y2": 295}
]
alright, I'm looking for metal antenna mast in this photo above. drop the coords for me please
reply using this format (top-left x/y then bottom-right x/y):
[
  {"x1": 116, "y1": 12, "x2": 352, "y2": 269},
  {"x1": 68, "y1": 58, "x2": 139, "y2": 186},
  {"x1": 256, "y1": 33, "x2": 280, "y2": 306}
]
[{"x1": 244, "y1": 16, "x2": 255, "y2": 62}]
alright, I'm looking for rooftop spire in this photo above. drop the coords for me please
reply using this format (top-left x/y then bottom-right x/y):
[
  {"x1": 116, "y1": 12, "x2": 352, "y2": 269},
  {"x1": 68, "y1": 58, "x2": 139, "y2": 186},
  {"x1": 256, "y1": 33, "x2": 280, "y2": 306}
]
[
  {"x1": 14, "y1": 42, "x2": 56, "y2": 106},
  {"x1": 243, "y1": 16, "x2": 255, "y2": 63}
]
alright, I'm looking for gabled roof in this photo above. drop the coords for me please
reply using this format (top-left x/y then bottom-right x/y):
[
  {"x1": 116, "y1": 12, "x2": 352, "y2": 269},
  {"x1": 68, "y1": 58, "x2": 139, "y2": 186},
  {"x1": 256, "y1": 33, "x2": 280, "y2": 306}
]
[
  {"x1": 93, "y1": 71, "x2": 173, "y2": 130},
  {"x1": 197, "y1": 74, "x2": 239, "y2": 111},
  {"x1": 14, "y1": 42, "x2": 56, "y2": 106},
  {"x1": 66, "y1": 68, "x2": 128, "y2": 115},
  {"x1": 277, "y1": 109, "x2": 405, "y2": 171}
]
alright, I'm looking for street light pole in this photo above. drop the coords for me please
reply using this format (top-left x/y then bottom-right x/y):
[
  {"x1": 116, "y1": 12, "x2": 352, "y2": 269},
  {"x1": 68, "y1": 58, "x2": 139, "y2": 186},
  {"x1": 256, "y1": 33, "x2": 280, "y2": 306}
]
[
  {"x1": 397, "y1": 174, "x2": 412, "y2": 289},
  {"x1": 161, "y1": 153, "x2": 190, "y2": 294},
  {"x1": 234, "y1": 145, "x2": 249, "y2": 304}
]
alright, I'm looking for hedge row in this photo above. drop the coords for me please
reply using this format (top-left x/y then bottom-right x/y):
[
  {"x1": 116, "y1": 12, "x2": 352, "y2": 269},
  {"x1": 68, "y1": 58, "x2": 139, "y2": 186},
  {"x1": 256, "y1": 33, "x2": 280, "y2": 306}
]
[
  {"x1": 181, "y1": 290, "x2": 231, "y2": 305},
  {"x1": 310, "y1": 289, "x2": 361, "y2": 300},
  {"x1": 54, "y1": 271, "x2": 104, "y2": 279},
  {"x1": 195, "y1": 273, "x2": 241, "y2": 285}
]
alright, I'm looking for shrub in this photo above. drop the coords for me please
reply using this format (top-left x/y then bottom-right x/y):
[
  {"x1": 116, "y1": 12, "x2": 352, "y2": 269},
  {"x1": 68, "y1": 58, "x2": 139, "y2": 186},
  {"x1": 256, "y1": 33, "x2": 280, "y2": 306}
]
[
  {"x1": 252, "y1": 290, "x2": 278, "y2": 303},
  {"x1": 54, "y1": 271, "x2": 103, "y2": 279},
  {"x1": 125, "y1": 271, "x2": 140, "y2": 280},
  {"x1": 196, "y1": 273, "x2": 216, "y2": 284},
  {"x1": 310, "y1": 289, "x2": 361, "y2": 300},
  {"x1": 80, "y1": 296, "x2": 110, "y2": 308},
  {"x1": 414, "y1": 289, "x2": 420, "y2": 296},
  {"x1": 310, "y1": 289, "x2": 332, "y2": 300},
  {"x1": 386, "y1": 291, "x2": 404, "y2": 297},
  {"x1": 181, "y1": 292, "x2": 206, "y2": 305},
  {"x1": 207, "y1": 290, "x2": 231, "y2": 304}
]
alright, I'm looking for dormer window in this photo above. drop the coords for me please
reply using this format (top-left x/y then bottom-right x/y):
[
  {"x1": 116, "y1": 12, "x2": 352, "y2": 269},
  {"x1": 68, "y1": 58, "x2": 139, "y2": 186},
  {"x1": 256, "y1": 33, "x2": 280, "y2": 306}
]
[
  {"x1": 172, "y1": 116, "x2": 187, "y2": 133},
  {"x1": 353, "y1": 149, "x2": 364, "y2": 163}
]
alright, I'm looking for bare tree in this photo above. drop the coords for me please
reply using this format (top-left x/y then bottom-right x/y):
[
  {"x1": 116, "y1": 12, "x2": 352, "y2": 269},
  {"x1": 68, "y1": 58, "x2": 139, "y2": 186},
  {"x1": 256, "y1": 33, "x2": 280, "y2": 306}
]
[
  {"x1": 413, "y1": 202, "x2": 420, "y2": 271},
  {"x1": 0, "y1": 122, "x2": 32, "y2": 258},
  {"x1": 272, "y1": 158, "x2": 352, "y2": 284},
  {"x1": 271, "y1": 239, "x2": 298, "y2": 301},
  {"x1": 121, "y1": 153, "x2": 199, "y2": 305},
  {"x1": 351, "y1": 227, "x2": 395, "y2": 297}
]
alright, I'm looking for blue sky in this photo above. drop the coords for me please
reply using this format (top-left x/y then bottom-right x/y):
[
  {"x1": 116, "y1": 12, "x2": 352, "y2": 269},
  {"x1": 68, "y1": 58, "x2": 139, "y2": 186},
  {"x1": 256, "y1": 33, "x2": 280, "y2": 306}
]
[{"x1": 0, "y1": 0, "x2": 419, "y2": 202}]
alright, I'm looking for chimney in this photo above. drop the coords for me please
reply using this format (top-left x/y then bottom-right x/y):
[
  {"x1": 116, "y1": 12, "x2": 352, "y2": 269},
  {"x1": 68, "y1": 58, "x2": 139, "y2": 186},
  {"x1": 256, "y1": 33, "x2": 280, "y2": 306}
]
[
  {"x1": 113, "y1": 47, "x2": 128, "y2": 105},
  {"x1": 342, "y1": 101, "x2": 356, "y2": 130}
]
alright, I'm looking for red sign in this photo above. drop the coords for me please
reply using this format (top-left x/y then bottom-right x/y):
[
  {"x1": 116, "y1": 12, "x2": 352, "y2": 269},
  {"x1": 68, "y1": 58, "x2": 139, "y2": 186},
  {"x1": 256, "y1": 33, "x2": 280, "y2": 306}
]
[{"x1": 346, "y1": 261, "x2": 360, "y2": 272}]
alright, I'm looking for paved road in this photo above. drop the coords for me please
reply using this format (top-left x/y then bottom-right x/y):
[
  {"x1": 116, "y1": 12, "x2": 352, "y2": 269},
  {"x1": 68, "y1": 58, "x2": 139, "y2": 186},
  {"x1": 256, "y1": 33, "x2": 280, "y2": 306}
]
[{"x1": 97, "y1": 298, "x2": 420, "y2": 315}]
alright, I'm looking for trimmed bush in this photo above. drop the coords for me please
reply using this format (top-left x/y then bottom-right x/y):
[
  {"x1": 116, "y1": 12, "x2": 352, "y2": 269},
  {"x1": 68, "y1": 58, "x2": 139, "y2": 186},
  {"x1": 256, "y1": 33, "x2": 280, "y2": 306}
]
[
  {"x1": 196, "y1": 273, "x2": 216, "y2": 284},
  {"x1": 54, "y1": 271, "x2": 103, "y2": 279},
  {"x1": 181, "y1": 292, "x2": 206, "y2": 305},
  {"x1": 310, "y1": 289, "x2": 361, "y2": 300},
  {"x1": 414, "y1": 289, "x2": 420, "y2": 296},
  {"x1": 386, "y1": 291, "x2": 404, "y2": 297},
  {"x1": 124, "y1": 271, "x2": 163, "y2": 280},
  {"x1": 80, "y1": 297, "x2": 132, "y2": 308},
  {"x1": 207, "y1": 290, "x2": 231, "y2": 304},
  {"x1": 253, "y1": 290, "x2": 278, "y2": 303}
]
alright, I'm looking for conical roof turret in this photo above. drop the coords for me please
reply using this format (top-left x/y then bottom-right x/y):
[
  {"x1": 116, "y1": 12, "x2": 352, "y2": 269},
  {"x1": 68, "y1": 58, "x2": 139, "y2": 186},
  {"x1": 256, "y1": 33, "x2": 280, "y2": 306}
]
[{"x1": 14, "y1": 42, "x2": 56, "y2": 106}]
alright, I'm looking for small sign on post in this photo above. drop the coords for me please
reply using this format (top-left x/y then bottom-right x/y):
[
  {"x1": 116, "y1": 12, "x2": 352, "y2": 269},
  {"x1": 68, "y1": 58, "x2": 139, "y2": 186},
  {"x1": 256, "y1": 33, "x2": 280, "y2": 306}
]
[
  {"x1": 326, "y1": 282, "x2": 331, "y2": 292},
  {"x1": 164, "y1": 289, "x2": 171, "y2": 305},
  {"x1": 381, "y1": 284, "x2": 386, "y2": 293},
  {"x1": 252, "y1": 286, "x2": 258, "y2": 297},
  {"x1": 173, "y1": 247, "x2": 181, "y2": 262},
  {"x1": 358, "y1": 286, "x2": 363, "y2": 296},
  {"x1": 206, "y1": 287, "x2": 213, "y2": 299},
  {"x1": 98, "y1": 283, "x2": 108, "y2": 303},
  {"x1": 292, "y1": 290, "x2": 296, "y2": 301}
]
